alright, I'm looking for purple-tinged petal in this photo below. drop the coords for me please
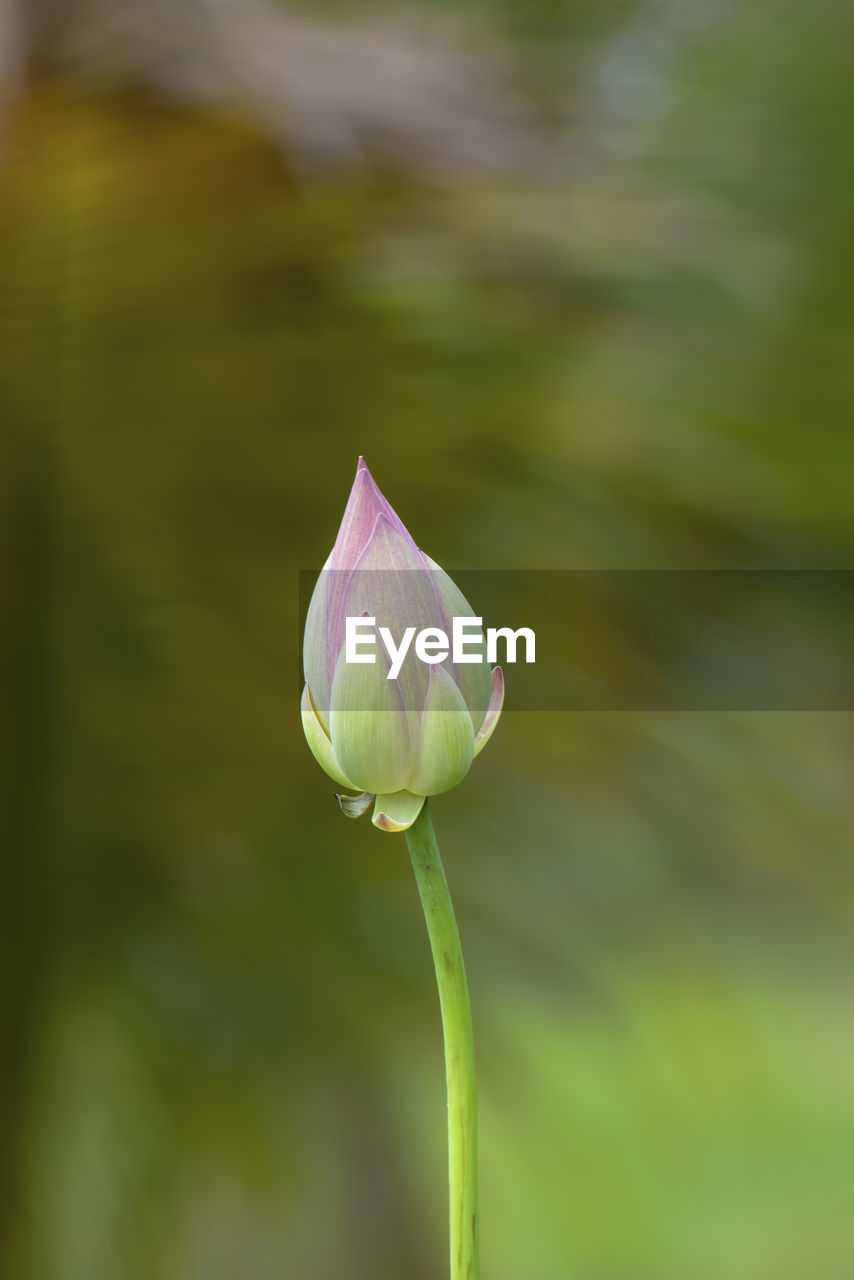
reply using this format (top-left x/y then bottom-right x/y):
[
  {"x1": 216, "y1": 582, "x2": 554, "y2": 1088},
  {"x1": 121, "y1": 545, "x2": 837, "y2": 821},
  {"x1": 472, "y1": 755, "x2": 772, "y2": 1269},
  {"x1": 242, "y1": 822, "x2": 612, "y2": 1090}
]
[
  {"x1": 421, "y1": 553, "x2": 491, "y2": 729},
  {"x1": 304, "y1": 460, "x2": 423, "y2": 710},
  {"x1": 303, "y1": 570, "x2": 336, "y2": 719},
  {"x1": 340, "y1": 513, "x2": 442, "y2": 718},
  {"x1": 473, "y1": 666, "x2": 504, "y2": 758},
  {"x1": 328, "y1": 457, "x2": 417, "y2": 571}
]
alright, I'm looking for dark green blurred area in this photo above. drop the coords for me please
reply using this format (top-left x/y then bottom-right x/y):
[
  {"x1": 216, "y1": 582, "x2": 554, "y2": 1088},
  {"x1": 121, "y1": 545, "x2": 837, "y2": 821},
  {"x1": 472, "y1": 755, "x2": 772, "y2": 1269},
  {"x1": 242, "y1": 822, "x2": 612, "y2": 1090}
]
[{"x1": 1, "y1": 3, "x2": 854, "y2": 1278}]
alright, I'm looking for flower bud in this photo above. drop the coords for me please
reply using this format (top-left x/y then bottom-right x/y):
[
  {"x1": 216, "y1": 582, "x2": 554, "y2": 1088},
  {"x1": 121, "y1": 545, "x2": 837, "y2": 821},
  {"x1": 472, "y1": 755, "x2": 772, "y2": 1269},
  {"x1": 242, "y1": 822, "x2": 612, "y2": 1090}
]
[{"x1": 301, "y1": 458, "x2": 503, "y2": 831}]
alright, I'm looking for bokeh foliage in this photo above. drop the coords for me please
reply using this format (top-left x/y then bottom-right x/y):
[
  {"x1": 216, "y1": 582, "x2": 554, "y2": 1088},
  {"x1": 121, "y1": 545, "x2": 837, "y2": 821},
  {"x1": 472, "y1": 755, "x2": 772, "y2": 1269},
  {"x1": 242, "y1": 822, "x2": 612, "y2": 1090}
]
[{"x1": 2, "y1": 2, "x2": 854, "y2": 1276}]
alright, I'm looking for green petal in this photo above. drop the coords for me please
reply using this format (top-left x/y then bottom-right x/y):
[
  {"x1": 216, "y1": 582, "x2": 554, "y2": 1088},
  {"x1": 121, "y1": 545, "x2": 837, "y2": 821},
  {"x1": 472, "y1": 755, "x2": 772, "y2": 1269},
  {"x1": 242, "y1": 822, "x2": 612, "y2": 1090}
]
[
  {"x1": 473, "y1": 665, "x2": 504, "y2": 758},
  {"x1": 329, "y1": 649, "x2": 414, "y2": 795},
  {"x1": 301, "y1": 683, "x2": 359, "y2": 789},
  {"x1": 408, "y1": 664, "x2": 475, "y2": 797},
  {"x1": 372, "y1": 791, "x2": 426, "y2": 832}
]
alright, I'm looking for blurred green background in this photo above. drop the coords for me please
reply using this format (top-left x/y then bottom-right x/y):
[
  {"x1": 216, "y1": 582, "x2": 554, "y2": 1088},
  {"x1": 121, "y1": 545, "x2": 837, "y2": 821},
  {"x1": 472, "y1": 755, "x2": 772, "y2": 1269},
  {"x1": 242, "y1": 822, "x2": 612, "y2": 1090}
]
[{"x1": 1, "y1": 2, "x2": 853, "y2": 1278}]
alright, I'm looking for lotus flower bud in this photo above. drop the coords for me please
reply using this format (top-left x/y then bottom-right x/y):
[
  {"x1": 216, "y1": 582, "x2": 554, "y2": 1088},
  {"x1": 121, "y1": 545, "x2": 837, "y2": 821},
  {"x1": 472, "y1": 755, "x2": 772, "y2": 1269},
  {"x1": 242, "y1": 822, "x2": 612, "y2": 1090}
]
[{"x1": 301, "y1": 458, "x2": 504, "y2": 832}]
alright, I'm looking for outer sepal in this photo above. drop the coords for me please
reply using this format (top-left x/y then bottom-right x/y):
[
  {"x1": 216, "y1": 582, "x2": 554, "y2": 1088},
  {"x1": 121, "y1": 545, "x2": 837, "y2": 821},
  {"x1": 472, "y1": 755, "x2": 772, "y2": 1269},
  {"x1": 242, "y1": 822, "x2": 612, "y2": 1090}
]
[
  {"x1": 372, "y1": 791, "x2": 426, "y2": 832},
  {"x1": 336, "y1": 791, "x2": 375, "y2": 819}
]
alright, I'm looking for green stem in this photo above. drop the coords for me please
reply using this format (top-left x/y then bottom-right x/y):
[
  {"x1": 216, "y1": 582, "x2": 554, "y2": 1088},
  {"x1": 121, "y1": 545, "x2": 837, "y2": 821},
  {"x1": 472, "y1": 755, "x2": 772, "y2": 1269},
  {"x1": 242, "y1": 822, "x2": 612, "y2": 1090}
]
[{"x1": 405, "y1": 800, "x2": 479, "y2": 1280}]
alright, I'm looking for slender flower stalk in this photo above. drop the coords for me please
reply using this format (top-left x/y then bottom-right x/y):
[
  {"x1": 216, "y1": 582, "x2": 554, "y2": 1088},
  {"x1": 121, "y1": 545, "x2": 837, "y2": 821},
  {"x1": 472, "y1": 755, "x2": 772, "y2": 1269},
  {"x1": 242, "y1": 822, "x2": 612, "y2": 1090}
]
[{"x1": 405, "y1": 801, "x2": 478, "y2": 1280}]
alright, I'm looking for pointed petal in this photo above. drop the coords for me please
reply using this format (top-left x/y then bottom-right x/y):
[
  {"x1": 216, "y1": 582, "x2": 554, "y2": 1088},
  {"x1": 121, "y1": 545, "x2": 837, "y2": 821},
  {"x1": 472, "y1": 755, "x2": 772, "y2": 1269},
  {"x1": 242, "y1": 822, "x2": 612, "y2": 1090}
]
[
  {"x1": 372, "y1": 791, "x2": 426, "y2": 832},
  {"x1": 329, "y1": 458, "x2": 418, "y2": 571},
  {"x1": 473, "y1": 666, "x2": 504, "y2": 758},
  {"x1": 354, "y1": 458, "x2": 418, "y2": 546},
  {"x1": 336, "y1": 790, "x2": 375, "y2": 819},
  {"x1": 350, "y1": 511, "x2": 434, "y2": 587},
  {"x1": 301, "y1": 683, "x2": 359, "y2": 789},
  {"x1": 329, "y1": 647, "x2": 414, "y2": 795},
  {"x1": 408, "y1": 664, "x2": 475, "y2": 796},
  {"x1": 305, "y1": 460, "x2": 421, "y2": 712}
]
